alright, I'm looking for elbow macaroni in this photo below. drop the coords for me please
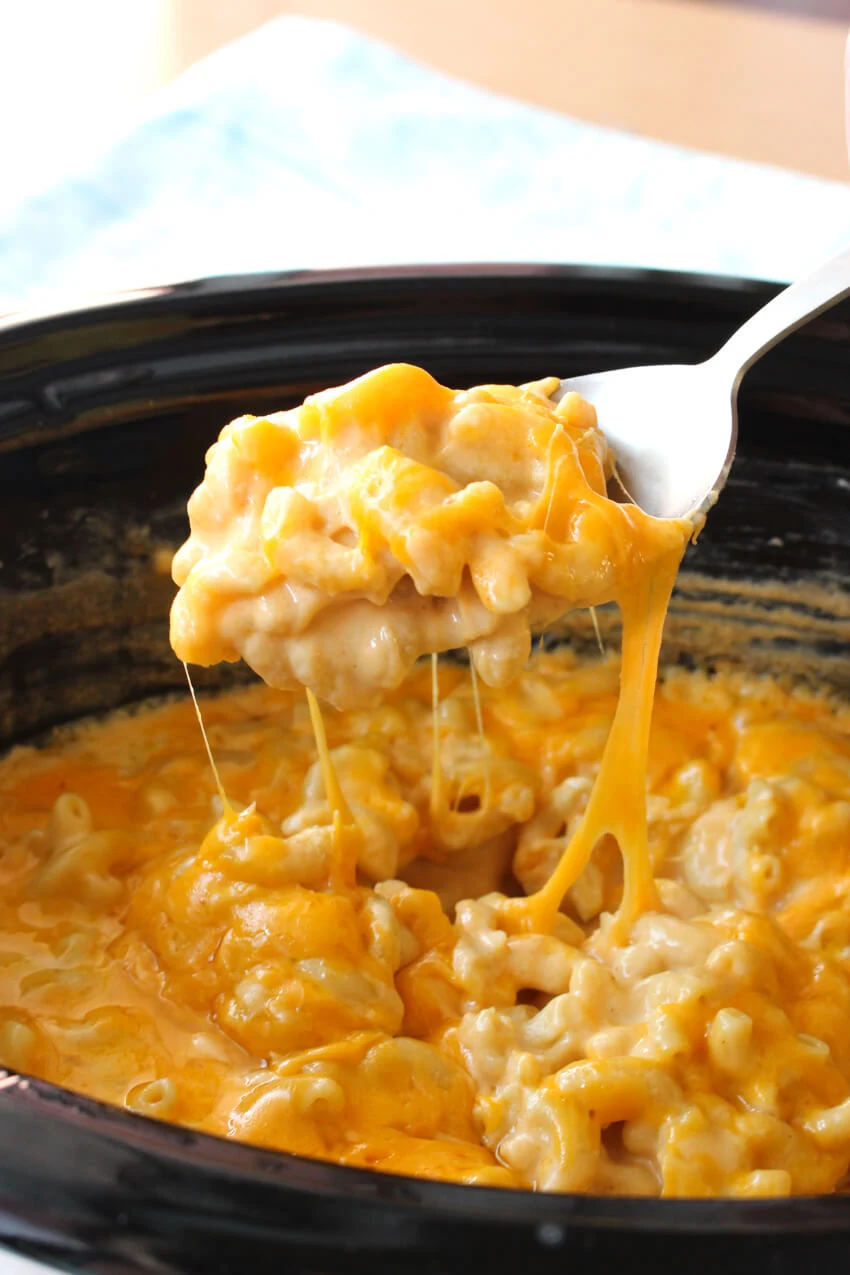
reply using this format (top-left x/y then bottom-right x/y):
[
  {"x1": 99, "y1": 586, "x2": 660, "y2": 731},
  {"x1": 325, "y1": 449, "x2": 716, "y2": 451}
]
[
  {"x1": 1, "y1": 366, "x2": 850, "y2": 1198},
  {"x1": 2, "y1": 649, "x2": 850, "y2": 1194},
  {"x1": 170, "y1": 364, "x2": 688, "y2": 710}
]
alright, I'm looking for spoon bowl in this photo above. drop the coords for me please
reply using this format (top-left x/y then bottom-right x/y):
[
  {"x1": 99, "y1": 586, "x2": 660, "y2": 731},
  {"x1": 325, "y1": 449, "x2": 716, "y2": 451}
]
[
  {"x1": 555, "y1": 242, "x2": 850, "y2": 521},
  {"x1": 555, "y1": 359, "x2": 737, "y2": 521}
]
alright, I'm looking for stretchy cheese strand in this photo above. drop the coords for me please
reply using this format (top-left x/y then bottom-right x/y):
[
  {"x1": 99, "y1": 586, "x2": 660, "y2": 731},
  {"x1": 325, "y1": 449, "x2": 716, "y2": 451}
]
[
  {"x1": 306, "y1": 687, "x2": 358, "y2": 887},
  {"x1": 469, "y1": 655, "x2": 491, "y2": 809},
  {"x1": 429, "y1": 652, "x2": 446, "y2": 823},
  {"x1": 510, "y1": 542, "x2": 684, "y2": 939},
  {"x1": 183, "y1": 662, "x2": 232, "y2": 817}
]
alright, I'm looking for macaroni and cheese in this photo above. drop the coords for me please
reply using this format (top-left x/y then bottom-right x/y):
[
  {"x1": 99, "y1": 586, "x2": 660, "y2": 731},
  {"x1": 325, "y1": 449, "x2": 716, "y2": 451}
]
[{"x1": 1, "y1": 365, "x2": 848, "y2": 1198}]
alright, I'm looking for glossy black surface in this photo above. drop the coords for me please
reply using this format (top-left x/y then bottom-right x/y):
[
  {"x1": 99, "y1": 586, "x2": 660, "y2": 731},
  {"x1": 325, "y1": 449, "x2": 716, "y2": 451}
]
[{"x1": 0, "y1": 265, "x2": 849, "y2": 1274}]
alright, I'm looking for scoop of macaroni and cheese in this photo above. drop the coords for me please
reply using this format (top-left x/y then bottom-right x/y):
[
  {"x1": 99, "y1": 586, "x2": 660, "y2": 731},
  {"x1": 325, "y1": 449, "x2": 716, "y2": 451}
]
[{"x1": 170, "y1": 364, "x2": 686, "y2": 708}]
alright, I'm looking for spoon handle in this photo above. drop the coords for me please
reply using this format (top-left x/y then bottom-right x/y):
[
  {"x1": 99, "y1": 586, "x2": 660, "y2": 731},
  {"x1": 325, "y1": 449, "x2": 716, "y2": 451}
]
[{"x1": 712, "y1": 242, "x2": 850, "y2": 386}]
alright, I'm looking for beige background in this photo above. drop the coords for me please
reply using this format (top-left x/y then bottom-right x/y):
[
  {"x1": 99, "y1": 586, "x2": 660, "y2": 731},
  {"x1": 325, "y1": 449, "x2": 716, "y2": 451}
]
[{"x1": 169, "y1": 0, "x2": 849, "y2": 181}]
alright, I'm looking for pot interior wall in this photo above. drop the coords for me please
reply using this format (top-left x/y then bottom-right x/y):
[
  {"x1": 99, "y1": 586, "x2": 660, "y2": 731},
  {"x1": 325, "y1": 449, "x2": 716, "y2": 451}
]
[{"x1": 0, "y1": 269, "x2": 848, "y2": 746}]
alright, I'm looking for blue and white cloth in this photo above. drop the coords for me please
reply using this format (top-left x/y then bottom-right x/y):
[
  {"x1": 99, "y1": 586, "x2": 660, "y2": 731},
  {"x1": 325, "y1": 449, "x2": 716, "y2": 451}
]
[{"x1": 1, "y1": 15, "x2": 849, "y2": 314}]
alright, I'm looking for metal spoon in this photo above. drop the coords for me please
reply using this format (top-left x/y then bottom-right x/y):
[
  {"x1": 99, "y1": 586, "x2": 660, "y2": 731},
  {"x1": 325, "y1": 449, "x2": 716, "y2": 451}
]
[{"x1": 554, "y1": 244, "x2": 850, "y2": 520}]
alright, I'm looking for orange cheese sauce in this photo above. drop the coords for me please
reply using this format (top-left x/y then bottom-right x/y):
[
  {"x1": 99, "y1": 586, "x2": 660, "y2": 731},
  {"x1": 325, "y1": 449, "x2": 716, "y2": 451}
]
[{"x1": 1, "y1": 659, "x2": 850, "y2": 1196}]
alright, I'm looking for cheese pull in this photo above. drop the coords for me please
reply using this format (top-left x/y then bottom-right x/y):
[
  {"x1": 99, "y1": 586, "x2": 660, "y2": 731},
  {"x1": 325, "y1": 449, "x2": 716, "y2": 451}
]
[{"x1": 170, "y1": 365, "x2": 691, "y2": 929}]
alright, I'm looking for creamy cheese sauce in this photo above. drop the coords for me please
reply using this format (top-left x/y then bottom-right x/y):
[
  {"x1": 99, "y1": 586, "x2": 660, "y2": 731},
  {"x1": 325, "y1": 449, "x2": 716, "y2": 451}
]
[{"x1": 2, "y1": 661, "x2": 850, "y2": 1194}]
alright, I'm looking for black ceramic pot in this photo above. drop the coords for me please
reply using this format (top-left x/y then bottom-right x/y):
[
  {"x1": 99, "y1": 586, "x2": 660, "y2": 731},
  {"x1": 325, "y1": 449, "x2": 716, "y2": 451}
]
[{"x1": 0, "y1": 266, "x2": 848, "y2": 1275}]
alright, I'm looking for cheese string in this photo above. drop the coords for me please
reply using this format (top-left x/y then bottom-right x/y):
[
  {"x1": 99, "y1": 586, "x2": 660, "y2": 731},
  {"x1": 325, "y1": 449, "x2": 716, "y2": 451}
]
[
  {"x1": 539, "y1": 421, "x2": 564, "y2": 537},
  {"x1": 183, "y1": 662, "x2": 233, "y2": 817},
  {"x1": 507, "y1": 542, "x2": 685, "y2": 940},
  {"x1": 305, "y1": 688, "x2": 350, "y2": 820},
  {"x1": 430, "y1": 652, "x2": 445, "y2": 821},
  {"x1": 469, "y1": 656, "x2": 491, "y2": 809},
  {"x1": 589, "y1": 606, "x2": 606, "y2": 657},
  {"x1": 429, "y1": 653, "x2": 492, "y2": 820},
  {"x1": 305, "y1": 687, "x2": 358, "y2": 887}
]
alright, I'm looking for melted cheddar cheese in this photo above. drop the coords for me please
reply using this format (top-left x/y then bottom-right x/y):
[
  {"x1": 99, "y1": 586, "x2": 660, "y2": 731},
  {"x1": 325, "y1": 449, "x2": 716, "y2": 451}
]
[
  {"x1": 2, "y1": 364, "x2": 849, "y2": 1198},
  {"x1": 2, "y1": 661, "x2": 850, "y2": 1195}
]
